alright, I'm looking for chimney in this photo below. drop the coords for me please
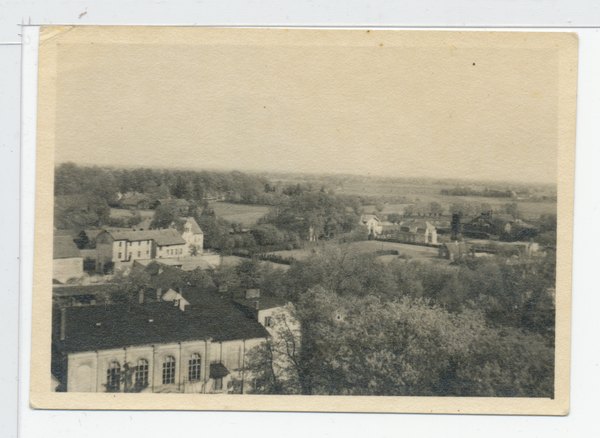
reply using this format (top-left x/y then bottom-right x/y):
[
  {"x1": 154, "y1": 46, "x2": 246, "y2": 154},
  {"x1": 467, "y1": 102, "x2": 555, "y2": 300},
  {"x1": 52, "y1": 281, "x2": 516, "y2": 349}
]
[
  {"x1": 60, "y1": 308, "x2": 67, "y2": 341},
  {"x1": 156, "y1": 287, "x2": 162, "y2": 300},
  {"x1": 246, "y1": 289, "x2": 260, "y2": 299},
  {"x1": 139, "y1": 289, "x2": 145, "y2": 304}
]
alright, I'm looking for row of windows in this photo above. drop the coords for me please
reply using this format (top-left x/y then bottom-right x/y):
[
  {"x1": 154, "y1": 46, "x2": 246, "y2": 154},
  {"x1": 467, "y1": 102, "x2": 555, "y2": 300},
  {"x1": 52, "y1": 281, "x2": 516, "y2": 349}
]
[
  {"x1": 117, "y1": 251, "x2": 150, "y2": 259},
  {"x1": 162, "y1": 248, "x2": 183, "y2": 255},
  {"x1": 106, "y1": 354, "x2": 205, "y2": 391},
  {"x1": 118, "y1": 240, "x2": 151, "y2": 247}
]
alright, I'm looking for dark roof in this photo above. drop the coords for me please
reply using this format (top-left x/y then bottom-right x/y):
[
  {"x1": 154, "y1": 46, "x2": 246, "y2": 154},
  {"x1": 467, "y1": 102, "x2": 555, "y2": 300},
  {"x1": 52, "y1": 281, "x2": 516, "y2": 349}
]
[
  {"x1": 52, "y1": 283, "x2": 121, "y2": 297},
  {"x1": 158, "y1": 198, "x2": 190, "y2": 207},
  {"x1": 53, "y1": 236, "x2": 82, "y2": 259},
  {"x1": 234, "y1": 296, "x2": 288, "y2": 311},
  {"x1": 107, "y1": 229, "x2": 186, "y2": 246},
  {"x1": 53, "y1": 298, "x2": 269, "y2": 354}
]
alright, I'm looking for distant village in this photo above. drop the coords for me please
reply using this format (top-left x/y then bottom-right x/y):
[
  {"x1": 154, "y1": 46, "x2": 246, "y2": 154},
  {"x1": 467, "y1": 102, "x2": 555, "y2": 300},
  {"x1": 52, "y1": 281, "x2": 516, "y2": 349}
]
[{"x1": 51, "y1": 164, "x2": 557, "y2": 396}]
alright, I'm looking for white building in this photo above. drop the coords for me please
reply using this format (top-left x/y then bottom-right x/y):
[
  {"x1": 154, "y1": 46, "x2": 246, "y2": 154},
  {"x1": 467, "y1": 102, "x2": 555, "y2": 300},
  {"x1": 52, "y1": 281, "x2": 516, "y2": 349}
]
[
  {"x1": 52, "y1": 292, "x2": 269, "y2": 394},
  {"x1": 95, "y1": 229, "x2": 187, "y2": 273},
  {"x1": 181, "y1": 217, "x2": 204, "y2": 256}
]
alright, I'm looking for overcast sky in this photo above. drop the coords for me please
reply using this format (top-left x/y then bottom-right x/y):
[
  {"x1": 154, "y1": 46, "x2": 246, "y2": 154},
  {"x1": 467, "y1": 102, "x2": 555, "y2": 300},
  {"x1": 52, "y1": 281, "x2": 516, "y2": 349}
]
[{"x1": 53, "y1": 29, "x2": 559, "y2": 184}]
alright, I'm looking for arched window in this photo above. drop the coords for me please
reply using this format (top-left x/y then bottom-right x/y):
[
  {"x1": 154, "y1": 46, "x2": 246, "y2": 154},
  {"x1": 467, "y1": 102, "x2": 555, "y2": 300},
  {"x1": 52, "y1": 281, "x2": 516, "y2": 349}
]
[
  {"x1": 162, "y1": 356, "x2": 176, "y2": 385},
  {"x1": 189, "y1": 353, "x2": 201, "y2": 382},
  {"x1": 135, "y1": 359, "x2": 148, "y2": 388},
  {"x1": 106, "y1": 361, "x2": 121, "y2": 392}
]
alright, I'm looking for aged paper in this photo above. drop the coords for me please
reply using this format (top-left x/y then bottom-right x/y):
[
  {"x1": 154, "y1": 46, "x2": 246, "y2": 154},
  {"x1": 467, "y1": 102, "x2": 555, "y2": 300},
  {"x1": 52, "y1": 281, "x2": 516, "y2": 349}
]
[{"x1": 31, "y1": 26, "x2": 577, "y2": 414}]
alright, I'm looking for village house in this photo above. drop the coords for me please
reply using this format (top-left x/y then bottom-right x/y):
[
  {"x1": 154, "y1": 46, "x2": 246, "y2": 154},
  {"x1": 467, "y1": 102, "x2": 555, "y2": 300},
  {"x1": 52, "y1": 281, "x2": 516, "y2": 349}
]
[
  {"x1": 95, "y1": 229, "x2": 186, "y2": 273},
  {"x1": 53, "y1": 235, "x2": 84, "y2": 284},
  {"x1": 360, "y1": 214, "x2": 383, "y2": 237},
  {"x1": 233, "y1": 289, "x2": 294, "y2": 333},
  {"x1": 379, "y1": 219, "x2": 438, "y2": 245},
  {"x1": 181, "y1": 216, "x2": 204, "y2": 255},
  {"x1": 51, "y1": 293, "x2": 269, "y2": 394}
]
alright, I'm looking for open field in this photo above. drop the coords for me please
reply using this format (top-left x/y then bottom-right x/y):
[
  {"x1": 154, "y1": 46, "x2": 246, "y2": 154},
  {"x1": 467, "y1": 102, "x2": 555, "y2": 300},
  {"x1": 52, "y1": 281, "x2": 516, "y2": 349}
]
[
  {"x1": 209, "y1": 202, "x2": 271, "y2": 227},
  {"x1": 269, "y1": 240, "x2": 441, "y2": 264}
]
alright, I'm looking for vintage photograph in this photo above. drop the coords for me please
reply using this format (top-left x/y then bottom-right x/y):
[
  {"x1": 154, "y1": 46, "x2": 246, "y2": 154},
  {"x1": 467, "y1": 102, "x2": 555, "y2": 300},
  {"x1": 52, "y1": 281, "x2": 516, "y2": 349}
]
[{"x1": 31, "y1": 27, "x2": 577, "y2": 413}]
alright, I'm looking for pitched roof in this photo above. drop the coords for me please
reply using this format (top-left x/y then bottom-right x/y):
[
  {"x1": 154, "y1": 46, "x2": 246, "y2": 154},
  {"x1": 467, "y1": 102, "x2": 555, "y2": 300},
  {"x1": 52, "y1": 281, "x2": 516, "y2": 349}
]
[
  {"x1": 53, "y1": 236, "x2": 82, "y2": 259},
  {"x1": 52, "y1": 283, "x2": 121, "y2": 297},
  {"x1": 132, "y1": 218, "x2": 153, "y2": 231},
  {"x1": 360, "y1": 214, "x2": 380, "y2": 224},
  {"x1": 106, "y1": 229, "x2": 186, "y2": 246},
  {"x1": 53, "y1": 297, "x2": 269, "y2": 353},
  {"x1": 234, "y1": 296, "x2": 288, "y2": 311},
  {"x1": 185, "y1": 217, "x2": 203, "y2": 234}
]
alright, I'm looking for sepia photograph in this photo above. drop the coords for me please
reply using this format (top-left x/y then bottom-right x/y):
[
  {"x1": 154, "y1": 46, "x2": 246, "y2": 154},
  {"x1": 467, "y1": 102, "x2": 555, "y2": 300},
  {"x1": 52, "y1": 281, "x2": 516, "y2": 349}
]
[{"x1": 30, "y1": 26, "x2": 577, "y2": 414}]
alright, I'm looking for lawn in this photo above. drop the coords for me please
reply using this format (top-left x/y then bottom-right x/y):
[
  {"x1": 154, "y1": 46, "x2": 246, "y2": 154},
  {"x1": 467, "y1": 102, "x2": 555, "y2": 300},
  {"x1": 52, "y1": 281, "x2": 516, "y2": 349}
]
[
  {"x1": 209, "y1": 202, "x2": 271, "y2": 227},
  {"x1": 268, "y1": 240, "x2": 440, "y2": 263}
]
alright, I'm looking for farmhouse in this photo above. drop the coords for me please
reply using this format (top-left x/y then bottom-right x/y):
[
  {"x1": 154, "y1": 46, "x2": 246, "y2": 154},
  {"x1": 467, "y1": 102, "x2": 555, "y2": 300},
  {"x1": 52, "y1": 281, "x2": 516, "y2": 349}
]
[
  {"x1": 95, "y1": 228, "x2": 186, "y2": 273},
  {"x1": 360, "y1": 214, "x2": 383, "y2": 237},
  {"x1": 51, "y1": 293, "x2": 269, "y2": 394},
  {"x1": 380, "y1": 219, "x2": 438, "y2": 245},
  {"x1": 53, "y1": 236, "x2": 84, "y2": 284},
  {"x1": 181, "y1": 216, "x2": 204, "y2": 255}
]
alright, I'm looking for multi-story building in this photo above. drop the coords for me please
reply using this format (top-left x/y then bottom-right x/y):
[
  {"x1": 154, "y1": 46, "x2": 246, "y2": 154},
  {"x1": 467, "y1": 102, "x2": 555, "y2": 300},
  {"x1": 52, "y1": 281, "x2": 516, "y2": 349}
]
[{"x1": 95, "y1": 229, "x2": 186, "y2": 273}]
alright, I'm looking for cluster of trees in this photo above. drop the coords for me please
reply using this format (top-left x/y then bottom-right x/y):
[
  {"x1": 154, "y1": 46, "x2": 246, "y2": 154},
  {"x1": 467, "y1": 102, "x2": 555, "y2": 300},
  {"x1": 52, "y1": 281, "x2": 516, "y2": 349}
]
[{"x1": 210, "y1": 248, "x2": 555, "y2": 397}]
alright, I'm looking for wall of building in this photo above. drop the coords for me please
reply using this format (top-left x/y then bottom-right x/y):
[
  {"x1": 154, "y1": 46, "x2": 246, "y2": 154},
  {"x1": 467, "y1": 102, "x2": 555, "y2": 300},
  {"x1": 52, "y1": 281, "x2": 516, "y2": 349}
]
[
  {"x1": 182, "y1": 231, "x2": 203, "y2": 256},
  {"x1": 64, "y1": 337, "x2": 265, "y2": 394},
  {"x1": 156, "y1": 244, "x2": 185, "y2": 259},
  {"x1": 53, "y1": 257, "x2": 83, "y2": 284},
  {"x1": 116, "y1": 239, "x2": 153, "y2": 262}
]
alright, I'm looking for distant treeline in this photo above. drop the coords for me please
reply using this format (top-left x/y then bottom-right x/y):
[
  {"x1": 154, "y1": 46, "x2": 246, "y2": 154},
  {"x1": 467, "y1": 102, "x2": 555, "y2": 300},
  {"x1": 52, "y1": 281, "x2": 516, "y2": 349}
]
[
  {"x1": 54, "y1": 164, "x2": 364, "y2": 244},
  {"x1": 440, "y1": 186, "x2": 515, "y2": 198}
]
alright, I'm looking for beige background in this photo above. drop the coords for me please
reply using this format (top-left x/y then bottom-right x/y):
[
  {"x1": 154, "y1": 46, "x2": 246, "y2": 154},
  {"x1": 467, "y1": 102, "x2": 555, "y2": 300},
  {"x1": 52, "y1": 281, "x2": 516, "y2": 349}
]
[{"x1": 31, "y1": 26, "x2": 577, "y2": 414}]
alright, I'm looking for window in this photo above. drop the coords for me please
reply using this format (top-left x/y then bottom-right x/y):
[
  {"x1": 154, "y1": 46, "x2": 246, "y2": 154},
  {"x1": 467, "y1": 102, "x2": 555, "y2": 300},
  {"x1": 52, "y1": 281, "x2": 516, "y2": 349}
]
[
  {"x1": 138, "y1": 241, "x2": 141, "y2": 246},
  {"x1": 106, "y1": 361, "x2": 121, "y2": 392},
  {"x1": 118, "y1": 253, "x2": 122, "y2": 259},
  {"x1": 119, "y1": 242, "x2": 122, "y2": 247},
  {"x1": 137, "y1": 251, "x2": 141, "y2": 257},
  {"x1": 189, "y1": 353, "x2": 201, "y2": 382},
  {"x1": 214, "y1": 378, "x2": 223, "y2": 391},
  {"x1": 146, "y1": 250, "x2": 149, "y2": 255},
  {"x1": 135, "y1": 359, "x2": 148, "y2": 388},
  {"x1": 162, "y1": 356, "x2": 176, "y2": 385},
  {"x1": 264, "y1": 316, "x2": 272, "y2": 327}
]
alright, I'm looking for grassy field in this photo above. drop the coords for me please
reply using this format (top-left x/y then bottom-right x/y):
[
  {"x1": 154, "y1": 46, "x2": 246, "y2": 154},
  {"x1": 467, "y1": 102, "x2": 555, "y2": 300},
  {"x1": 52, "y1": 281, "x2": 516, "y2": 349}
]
[
  {"x1": 269, "y1": 240, "x2": 441, "y2": 264},
  {"x1": 209, "y1": 202, "x2": 271, "y2": 227}
]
